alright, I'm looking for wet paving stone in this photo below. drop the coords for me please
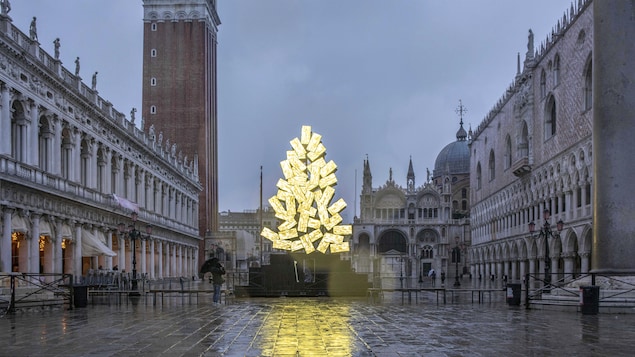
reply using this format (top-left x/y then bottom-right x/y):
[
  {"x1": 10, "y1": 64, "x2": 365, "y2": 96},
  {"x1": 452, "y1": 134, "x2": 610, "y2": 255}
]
[{"x1": 2, "y1": 292, "x2": 635, "y2": 356}]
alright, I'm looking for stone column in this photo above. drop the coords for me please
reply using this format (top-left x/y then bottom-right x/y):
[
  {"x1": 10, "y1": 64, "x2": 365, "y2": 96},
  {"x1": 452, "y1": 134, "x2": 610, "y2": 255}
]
[
  {"x1": 193, "y1": 247, "x2": 199, "y2": 279},
  {"x1": 592, "y1": 0, "x2": 635, "y2": 272},
  {"x1": 1, "y1": 208, "x2": 12, "y2": 272},
  {"x1": 178, "y1": 245, "x2": 183, "y2": 277},
  {"x1": 74, "y1": 223, "x2": 82, "y2": 282},
  {"x1": 106, "y1": 230, "x2": 113, "y2": 270},
  {"x1": 172, "y1": 244, "x2": 177, "y2": 277},
  {"x1": 118, "y1": 234, "x2": 125, "y2": 271},
  {"x1": 51, "y1": 117, "x2": 62, "y2": 175},
  {"x1": 149, "y1": 239, "x2": 155, "y2": 279},
  {"x1": 580, "y1": 252, "x2": 590, "y2": 274},
  {"x1": 28, "y1": 102, "x2": 39, "y2": 166},
  {"x1": 0, "y1": 84, "x2": 10, "y2": 155},
  {"x1": 103, "y1": 147, "x2": 112, "y2": 194},
  {"x1": 528, "y1": 258, "x2": 536, "y2": 290},
  {"x1": 550, "y1": 257, "x2": 558, "y2": 286},
  {"x1": 53, "y1": 218, "x2": 63, "y2": 274},
  {"x1": 563, "y1": 252, "x2": 574, "y2": 283},
  {"x1": 140, "y1": 238, "x2": 147, "y2": 276},
  {"x1": 158, "y1": 241, "x2": 163, "y2": 279},
  {"x1": 30, "y1": 213, "x2": 41, "y2": 273}
]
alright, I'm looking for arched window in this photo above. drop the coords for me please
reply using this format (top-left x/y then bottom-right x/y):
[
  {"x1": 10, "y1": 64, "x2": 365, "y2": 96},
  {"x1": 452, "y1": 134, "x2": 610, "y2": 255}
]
[
  {"x1": 519, "y1": 121, "x2": 529, "y2": 157},
  {"x1": 504, "y1": 135, "x2": 512, "y2": 170},
  {"x1": 553, "y1": 54, "x2": 561, "y2": 86},
  {"x1": 151, "y1": 49, "x2": 157, "y2": 57},
  {"x1": 476, "y1": 163, "x2": 482, "y2": 190},
  {"x1": 584, "y1": 57, "x2": 592, "y2": 110},
  {"x1": 11, "y1": 102, "x2": 27, "y2": 162},
  {"x1": 545, "y1": 95, "x2": 557, "y2": 139},
  {"x1": 150, "y1": 105, "x2": 157, "y2": 114},
  {"x1": 358, "y1": 234, "x2": 370, "y2": 255},
  {"x1": 540, "y1": 69, "x2": 546, "y2": 99},
  {"x1": 378, "y1": 231, "x2": 407, "y2": 253},
  {"x1": 151, "y1": 77, "x2": 157, "y2": 86},
  {"x1": 489, "y1": 150, "x2": 495, "y2": 181},
  {"x1": 421, "y1": 245, "x2": 434, "y2": 259},
  {"x1": 151, "y1": 23, "x2": 157, "y2": 31}
]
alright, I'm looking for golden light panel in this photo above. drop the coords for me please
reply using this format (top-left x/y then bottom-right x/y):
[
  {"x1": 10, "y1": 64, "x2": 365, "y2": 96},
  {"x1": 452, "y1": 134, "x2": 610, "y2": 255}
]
[{"x1": 261, "y1": 125, "x2": 351, "y2": 253}]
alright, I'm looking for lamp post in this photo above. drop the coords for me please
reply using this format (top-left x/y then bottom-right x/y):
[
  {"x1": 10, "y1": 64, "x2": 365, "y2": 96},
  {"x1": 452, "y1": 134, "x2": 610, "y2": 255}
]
[
  {"x1": 453, "y1": 237, "x2": 462, "y2": 288},
  {"x1": 118, "y1": 212, "x2": 152, "y2": 297},
  {"x1": 528, "y1": 209, "x2": 563, "y2": 294}
]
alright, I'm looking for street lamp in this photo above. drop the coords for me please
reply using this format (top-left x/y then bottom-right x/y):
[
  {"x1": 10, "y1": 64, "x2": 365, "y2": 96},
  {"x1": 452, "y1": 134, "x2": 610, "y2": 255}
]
[
  {"x1": 453, "y1": 237, "x2": 462, "y2": 288},
  {"x1": 528, "y1": 209, "x2": 563, "y2": 293},
  {"x1": 118, "y1": 212, "x2": 152, "y2": 297}
]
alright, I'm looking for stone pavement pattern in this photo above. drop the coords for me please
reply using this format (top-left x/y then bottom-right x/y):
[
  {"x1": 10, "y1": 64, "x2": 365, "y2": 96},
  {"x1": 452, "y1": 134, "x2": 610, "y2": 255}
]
[{"x1": 2, "y1": 292, "x2": 635, "y2": 356}]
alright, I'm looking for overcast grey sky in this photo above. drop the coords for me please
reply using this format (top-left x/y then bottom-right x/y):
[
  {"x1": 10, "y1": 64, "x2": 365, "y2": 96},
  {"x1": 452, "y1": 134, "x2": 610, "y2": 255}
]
[{"x1": 15, "y1": 0, "x2": 573, "y2": 221}]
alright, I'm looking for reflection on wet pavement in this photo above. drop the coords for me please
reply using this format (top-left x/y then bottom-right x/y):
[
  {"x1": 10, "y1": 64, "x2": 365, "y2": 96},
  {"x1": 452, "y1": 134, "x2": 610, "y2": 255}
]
[{"x1": 2, "y1": 293, "x2": 635, "y2": 356}]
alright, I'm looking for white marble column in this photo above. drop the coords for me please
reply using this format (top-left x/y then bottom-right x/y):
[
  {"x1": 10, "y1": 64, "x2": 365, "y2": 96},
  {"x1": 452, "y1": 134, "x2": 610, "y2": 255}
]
[
  {"x1": 172, "y1": 243, "x2": 177, "y2": 277},
  {"x1": 149, "y1": 239, "x2": 155, "y2": 279},
  {"x1": 0, "y1": 84, "x2": 11, "y2": 155},
  {"x1": 178, "y1": 245, "x2": 183, "y2": 277},
  {"x1": 30, "y1": 213, "x2": 41, "y2": 273},
  {"x1": 53, "y1": 218, "x2": 63, "y2": 274},
  {"x1": 528, "y1": 258, "x2": 536, "y2": 290},
  {"x1": 140, "y1": 238, "x2": 147, "y2": 276},
  {"x1": 563, "y1": 253, "x2": 574, "y2": 283},
  {"x1": 28, "y1": 102, "x2": 40, "y2": 166},
  {"x1": 118, "y1": 233, "x2": 125, "y2": 271},
  {"x1": 1, "y1": 208, "x2": 13, "y2": 272},
  {"x1": 580, "y1": 252, "x2": 590, "y2": 274},
  {"x1": 105, "y1": 230, "x2": 113, "y2": 270},
  {"x1": 51, "y1": 117, "x2": 61, "y2": 175},
  {"x1": 74, "y1": 223, "x2": 82, "y2": 281},
  {"x1": 158, "y1": 241, "x2": 163, "y2": 279}
]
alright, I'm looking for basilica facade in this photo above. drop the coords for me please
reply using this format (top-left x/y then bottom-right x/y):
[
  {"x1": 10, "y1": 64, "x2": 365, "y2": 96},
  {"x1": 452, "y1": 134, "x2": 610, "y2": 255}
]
[
  {"x1": 351, "y1": 121, "x2": 471, "y2": 289},
  {"x1": 0, "y1": 9, "x2": 202, "y2": 280},
  {"x1": 468, "y1": 0, "x2": 593, "y2": 285}
]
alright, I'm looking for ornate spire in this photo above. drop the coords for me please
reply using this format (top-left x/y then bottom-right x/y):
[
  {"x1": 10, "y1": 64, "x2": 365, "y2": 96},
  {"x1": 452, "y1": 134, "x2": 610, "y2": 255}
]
[
  {"x1": 455, "y1": 100, "x2": 468, "y2": 141},
  {"x1": 362, "y1": 155, "x2": 372, "y2": 193},
  {"x1": 407, "y1": 156, "x2": 415, "y2": 192}
]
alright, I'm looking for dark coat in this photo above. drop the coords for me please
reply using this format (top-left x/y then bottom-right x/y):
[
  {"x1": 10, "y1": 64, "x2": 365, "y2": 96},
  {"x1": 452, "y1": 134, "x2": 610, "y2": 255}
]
[{"x1": 210, "y1": 261, "x2": 225, "y2": 285}]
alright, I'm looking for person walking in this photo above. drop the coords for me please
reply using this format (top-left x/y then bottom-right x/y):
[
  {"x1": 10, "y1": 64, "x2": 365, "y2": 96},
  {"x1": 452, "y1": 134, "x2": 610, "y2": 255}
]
[{"x1": 210, "y1": 257, "x2": 226, "y2": 305}]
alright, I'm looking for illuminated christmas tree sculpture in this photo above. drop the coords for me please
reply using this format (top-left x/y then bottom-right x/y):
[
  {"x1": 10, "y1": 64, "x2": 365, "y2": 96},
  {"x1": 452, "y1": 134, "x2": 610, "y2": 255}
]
[{"x1": 261, "y1": 125, "x2": 352, "y2": 253}]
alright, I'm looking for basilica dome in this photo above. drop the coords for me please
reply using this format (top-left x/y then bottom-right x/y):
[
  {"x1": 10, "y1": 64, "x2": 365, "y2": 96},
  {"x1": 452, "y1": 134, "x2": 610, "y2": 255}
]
[{"x1": 433, "y1": 122, "x2": 470, "y2": 177}]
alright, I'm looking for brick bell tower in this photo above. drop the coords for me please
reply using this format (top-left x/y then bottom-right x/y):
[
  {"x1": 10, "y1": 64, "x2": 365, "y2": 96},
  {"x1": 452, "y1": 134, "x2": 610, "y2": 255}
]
[{"x1": 141, "y1": 1, "x2": 221, "y2": 250}]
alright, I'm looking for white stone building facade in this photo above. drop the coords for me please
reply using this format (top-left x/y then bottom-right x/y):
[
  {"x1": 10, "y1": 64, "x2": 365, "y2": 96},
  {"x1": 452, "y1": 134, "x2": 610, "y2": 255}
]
[
  {"x1": 0, "y1": 13, "x2": 202, "y2": 281},
  {"x1": 469, "y1": 0, "x2": 593, "y2": 284}
]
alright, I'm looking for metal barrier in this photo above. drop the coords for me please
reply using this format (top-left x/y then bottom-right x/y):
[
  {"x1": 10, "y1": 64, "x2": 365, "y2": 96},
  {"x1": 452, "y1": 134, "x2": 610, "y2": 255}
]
[
  {"x1": 524, "y1": 272, "x2": 635, "y2": 312},
  {"x1": 0, "y1": 273, "x2": 73, "y2": 315}
]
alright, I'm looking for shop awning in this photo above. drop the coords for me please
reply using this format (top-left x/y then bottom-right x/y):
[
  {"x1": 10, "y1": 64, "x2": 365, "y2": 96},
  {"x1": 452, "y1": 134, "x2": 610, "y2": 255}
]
[
  {"x1": 39, "y1": 220, "x2": 52, "y2": 236},
  {"x1": 81, "y1": 229, "x2": 117, "y2": 257},
  {"x1": 11, "y1": 215, "x2": 28, "y2": 232}
]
